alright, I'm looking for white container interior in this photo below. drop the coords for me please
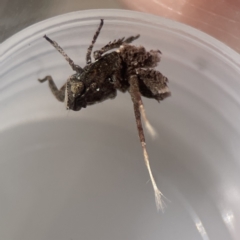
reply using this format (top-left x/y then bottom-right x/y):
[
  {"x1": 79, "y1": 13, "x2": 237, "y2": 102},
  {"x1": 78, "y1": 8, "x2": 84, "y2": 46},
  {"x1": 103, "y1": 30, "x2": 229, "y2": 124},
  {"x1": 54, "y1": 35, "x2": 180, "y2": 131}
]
[{"x1": 1, "y1": 9, "x2": 240, "y2": 240}]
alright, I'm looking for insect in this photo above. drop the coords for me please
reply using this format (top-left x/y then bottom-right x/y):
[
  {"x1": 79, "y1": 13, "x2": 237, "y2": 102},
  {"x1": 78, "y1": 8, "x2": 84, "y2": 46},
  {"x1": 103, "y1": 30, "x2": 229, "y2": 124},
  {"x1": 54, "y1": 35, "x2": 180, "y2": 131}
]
[{"x1": 38, "y1": 19, "x2": 170, "y2": 211}]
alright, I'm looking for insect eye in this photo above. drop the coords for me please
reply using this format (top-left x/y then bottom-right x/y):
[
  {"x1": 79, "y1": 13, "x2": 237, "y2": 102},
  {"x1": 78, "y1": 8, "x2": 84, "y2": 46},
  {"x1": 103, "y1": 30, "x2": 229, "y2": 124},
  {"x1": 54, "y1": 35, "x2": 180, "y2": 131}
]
[
  {"x1": 108, "y1": 77, "x2": 114, "y2": 83},
  {"x1": 71, "y1": 82, "x2": 84, "y2": 95}
]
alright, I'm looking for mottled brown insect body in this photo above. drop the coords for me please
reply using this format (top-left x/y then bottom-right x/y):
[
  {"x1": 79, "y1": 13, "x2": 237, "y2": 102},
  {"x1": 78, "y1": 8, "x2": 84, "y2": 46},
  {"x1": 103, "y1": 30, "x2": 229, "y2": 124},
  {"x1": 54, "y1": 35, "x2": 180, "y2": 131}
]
[{"x1": 38, "y1": 19, "x2": 170, "y2": 211}]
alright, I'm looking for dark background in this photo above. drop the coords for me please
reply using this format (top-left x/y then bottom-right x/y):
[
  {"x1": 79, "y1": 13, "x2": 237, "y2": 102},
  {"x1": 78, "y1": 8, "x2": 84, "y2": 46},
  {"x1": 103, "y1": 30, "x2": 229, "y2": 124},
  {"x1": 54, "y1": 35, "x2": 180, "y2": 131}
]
[{"x1": 0, "y1": 0, "x2": 123, "y2": 43}]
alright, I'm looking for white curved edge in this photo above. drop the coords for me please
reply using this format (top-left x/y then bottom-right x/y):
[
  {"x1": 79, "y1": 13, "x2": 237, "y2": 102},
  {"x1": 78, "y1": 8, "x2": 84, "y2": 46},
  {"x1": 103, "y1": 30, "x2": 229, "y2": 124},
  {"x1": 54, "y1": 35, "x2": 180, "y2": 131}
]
[{"x1": 1, "y1": 9, "x2": 240, "y2": 67}]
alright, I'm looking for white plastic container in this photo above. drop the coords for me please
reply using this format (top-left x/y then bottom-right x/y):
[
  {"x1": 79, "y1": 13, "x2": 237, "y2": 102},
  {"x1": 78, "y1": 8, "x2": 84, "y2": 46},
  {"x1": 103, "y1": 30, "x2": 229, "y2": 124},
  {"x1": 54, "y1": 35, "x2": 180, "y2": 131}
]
[{"x1": 1, "y1": 9, "x2": 240, "y2": 240}]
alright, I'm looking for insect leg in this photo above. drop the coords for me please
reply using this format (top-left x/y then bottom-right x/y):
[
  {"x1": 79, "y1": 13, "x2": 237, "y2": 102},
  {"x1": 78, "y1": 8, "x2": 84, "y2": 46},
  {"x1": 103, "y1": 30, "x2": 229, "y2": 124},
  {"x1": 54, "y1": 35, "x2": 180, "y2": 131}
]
[
  {"x1": 44, "y1": 35, "x2": 83, "y2": 73},
  {"x1": 86, "y1": 19, "x2": 104, "y2": 64},
  {"x1": 136, "y1": 68, "x2": 170, "y2": 101},
  {"x1": 38, "y1": 75, "x2": 66, "y2": 102},
  {"x1": 93, "y1": 34, "x2": 140, "y2": 60},
  {"x1": 128, "y1": 75, "x2": 165, "y2": 211}
]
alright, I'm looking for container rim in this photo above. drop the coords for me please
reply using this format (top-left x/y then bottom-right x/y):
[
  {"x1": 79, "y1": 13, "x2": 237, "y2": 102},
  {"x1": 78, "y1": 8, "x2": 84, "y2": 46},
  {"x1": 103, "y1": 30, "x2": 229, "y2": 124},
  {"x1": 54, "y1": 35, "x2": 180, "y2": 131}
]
[{"x1": 1, "y1": 9, "x2": 240, "y2": 68}]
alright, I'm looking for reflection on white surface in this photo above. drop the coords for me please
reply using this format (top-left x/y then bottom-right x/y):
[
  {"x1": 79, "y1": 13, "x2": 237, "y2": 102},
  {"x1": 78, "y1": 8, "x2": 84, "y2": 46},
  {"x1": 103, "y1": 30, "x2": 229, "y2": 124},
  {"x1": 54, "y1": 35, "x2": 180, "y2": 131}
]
[
  {"x1": 222, "y1": 210, "x2": 235, "y2": 229},
  {"x1": 195, "y1": 221, "x2": 209, "y2": 240},
  {"x1": 225, "y1": 185, "x2": 240, "y2": 203},
  {"x1": 175, "y1": 187, "x2": 210, "y2": 240},
  {"x1": 220, "y1": 207, "x2": 239, "y2": 240},
  {"x1": 219, "y1": 186, "x2": 240, "y2": 240},
  {"x1": 218, "y1": 184, "x2": 240, "y2": 240}
]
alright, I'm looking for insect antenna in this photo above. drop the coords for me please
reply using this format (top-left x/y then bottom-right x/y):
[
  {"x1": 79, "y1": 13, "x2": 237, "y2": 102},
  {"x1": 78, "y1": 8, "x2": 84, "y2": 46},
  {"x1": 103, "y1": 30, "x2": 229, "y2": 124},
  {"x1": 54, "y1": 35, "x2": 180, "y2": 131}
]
[
  {"x1": 43, "y1": 35, "x2": 83, "y2": 73},
  {"x1": 86, "y1": 19, "x2": 104, "y2": 64}
]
